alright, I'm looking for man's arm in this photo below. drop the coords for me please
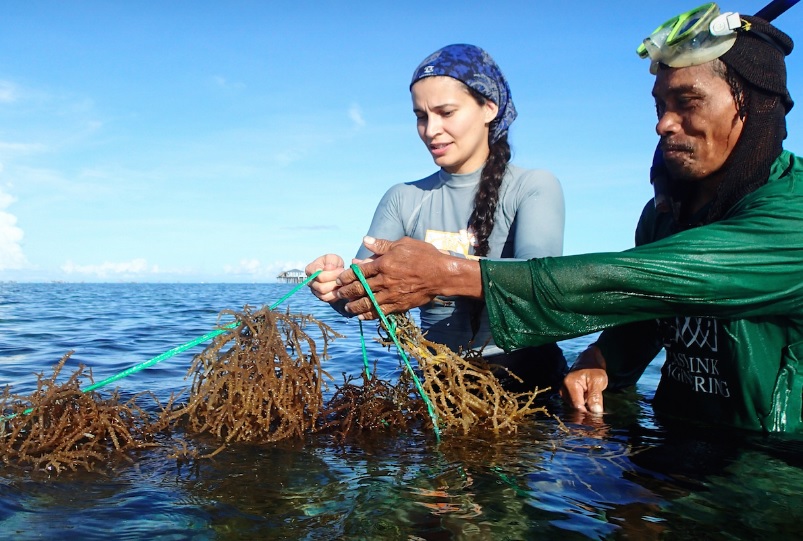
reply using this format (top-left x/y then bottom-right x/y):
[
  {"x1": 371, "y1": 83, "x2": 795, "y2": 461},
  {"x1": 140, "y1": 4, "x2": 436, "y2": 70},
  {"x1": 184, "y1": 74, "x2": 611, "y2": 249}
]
[{"x1": 482, "y1": 199, "x2": 803, "y2": 351}]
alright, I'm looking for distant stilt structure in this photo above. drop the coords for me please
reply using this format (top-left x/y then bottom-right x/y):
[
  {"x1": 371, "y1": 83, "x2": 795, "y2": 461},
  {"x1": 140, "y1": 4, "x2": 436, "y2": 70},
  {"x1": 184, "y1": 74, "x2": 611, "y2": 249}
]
[{"x1": 277, "y1": 269, "x2": 306, "y2": 284}]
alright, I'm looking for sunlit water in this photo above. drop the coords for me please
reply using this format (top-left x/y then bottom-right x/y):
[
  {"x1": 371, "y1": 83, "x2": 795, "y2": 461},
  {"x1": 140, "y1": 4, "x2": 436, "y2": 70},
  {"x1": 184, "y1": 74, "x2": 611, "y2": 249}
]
[{"x1": 1, "y1": 283, "x2": 802, "y2": 540}]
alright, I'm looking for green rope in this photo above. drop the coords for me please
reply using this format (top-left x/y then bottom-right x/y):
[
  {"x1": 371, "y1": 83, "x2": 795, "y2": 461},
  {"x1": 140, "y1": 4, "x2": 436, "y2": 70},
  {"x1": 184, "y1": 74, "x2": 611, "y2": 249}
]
[
  {"x1": 2, "y1": 271, "x2": 321, "y2": 421},
  {"x1": 83, "y1": 271, "x2": 321, "y2": 393},
  {"x1": 358, "y1": 319, "x2": 371, "y2": 379},
  {"x1": 357, "y1": 314, "x2": 397, "y2": 379},
  {"x1": 350, "y1": 263, "x2": 441, "y2": 440}
]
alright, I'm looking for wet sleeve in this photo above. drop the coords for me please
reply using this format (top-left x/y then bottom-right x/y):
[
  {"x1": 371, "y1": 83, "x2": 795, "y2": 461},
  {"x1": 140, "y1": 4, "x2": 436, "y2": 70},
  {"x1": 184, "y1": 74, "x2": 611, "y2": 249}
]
[
  {"x1": 481, "y1": 188, "x2": 803, "y2": 351},
  {"x1": 587, "y1": 200, "x2": 664, "y2": 389}
]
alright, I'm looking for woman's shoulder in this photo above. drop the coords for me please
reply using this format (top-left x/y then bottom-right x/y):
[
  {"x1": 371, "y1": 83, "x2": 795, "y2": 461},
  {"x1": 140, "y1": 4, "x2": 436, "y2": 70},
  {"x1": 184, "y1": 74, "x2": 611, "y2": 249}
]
[
  {"x1": 504, "y1": 164, "x2": 563, "y2": 199},
  {"x1": 506, "y1": 163, "x2": 561, "y2": 185},
  {"x1": 383, "y1": 170, "x2": 441, "y2": 191},
  {"x1": 406, "y1": 170, "x2": 443, "y2": 188},
  {"x1": 378, "y1": 170, "x2": 442, "y2": 202}
]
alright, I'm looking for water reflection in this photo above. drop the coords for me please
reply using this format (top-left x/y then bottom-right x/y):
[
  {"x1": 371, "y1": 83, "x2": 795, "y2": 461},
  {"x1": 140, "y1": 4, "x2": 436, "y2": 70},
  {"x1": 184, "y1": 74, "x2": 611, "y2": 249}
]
[{"x1": 2, "y1": 396, "x2": 802, "y2": 539}]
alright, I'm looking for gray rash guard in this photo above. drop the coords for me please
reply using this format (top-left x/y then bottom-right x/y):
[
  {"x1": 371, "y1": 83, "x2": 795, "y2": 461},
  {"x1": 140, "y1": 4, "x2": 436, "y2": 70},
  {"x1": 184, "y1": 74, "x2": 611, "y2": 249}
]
[{"x1": 356, "y1": 164, "x2": 565, "y2": 356}]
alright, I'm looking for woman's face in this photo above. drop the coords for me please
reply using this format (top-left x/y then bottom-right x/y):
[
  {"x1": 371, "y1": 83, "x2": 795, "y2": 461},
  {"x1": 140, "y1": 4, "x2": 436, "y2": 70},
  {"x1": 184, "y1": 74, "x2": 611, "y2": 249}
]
[{"x1": 411, "y1": 76, "x2": 498, "y2": 174}]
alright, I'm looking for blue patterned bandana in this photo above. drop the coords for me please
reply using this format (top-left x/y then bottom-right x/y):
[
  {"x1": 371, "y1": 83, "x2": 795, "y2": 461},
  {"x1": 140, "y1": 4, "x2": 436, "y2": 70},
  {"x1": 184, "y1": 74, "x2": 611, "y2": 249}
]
[{"x1": 410, "y1": 44, "x2": 517, "y2": 143}]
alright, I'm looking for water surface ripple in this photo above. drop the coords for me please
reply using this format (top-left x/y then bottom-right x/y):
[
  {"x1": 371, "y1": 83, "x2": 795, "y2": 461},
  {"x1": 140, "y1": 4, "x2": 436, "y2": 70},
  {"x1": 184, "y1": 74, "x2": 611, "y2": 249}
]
[{"x1": 1, "y1": 283, "x2": 801, "y2": 540}]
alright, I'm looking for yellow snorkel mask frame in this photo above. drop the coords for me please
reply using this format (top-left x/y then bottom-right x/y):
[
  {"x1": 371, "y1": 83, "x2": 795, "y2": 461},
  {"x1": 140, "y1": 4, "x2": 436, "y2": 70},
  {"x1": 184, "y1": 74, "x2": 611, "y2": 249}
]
[{"x1": 637, "y1": 3, "x2": 746, "y2": 73}]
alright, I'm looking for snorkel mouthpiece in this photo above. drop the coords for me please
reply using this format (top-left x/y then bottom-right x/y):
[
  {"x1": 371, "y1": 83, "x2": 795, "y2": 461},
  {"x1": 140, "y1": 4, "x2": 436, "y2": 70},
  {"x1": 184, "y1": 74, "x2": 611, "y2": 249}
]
[{"x1": 637, "y1": 3, "x2": 741, "y2": 73}]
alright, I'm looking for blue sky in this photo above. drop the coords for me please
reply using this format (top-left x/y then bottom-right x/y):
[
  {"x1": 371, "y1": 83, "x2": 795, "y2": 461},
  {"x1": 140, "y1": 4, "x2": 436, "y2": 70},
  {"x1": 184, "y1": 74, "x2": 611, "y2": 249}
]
[{"x1": 1, "y1": 1, "x2": 800, "y2": 283}]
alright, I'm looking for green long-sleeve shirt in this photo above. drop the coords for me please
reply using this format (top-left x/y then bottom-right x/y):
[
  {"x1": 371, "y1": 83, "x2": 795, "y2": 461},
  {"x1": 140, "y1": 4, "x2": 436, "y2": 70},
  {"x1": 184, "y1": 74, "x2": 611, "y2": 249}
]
[{"x1": 481, "y1": 150, "x2": 803, "y2": 433}]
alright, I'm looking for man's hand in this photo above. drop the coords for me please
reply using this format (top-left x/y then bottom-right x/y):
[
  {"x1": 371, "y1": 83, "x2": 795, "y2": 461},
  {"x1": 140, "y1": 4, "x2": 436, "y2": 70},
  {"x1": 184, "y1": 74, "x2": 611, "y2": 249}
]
[
  {"x1": 335, "y1": 236, "x2": 481, "y2": 319},
  {"x1": 560, "y1": 345, "x2": 609, "y2": 414}
]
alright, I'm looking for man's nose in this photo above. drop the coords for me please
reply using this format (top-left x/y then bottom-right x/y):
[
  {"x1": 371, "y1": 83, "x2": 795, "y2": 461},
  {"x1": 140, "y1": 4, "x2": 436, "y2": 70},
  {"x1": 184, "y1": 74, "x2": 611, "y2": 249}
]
[{"x1": 656, "y1": 111, "x2": 681, "y2": 136}]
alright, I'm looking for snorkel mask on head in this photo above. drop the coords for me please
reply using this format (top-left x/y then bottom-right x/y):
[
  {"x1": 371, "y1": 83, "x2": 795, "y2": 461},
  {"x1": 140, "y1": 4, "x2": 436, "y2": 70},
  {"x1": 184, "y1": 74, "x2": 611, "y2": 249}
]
[
  {"x1": 637, "y1": 2, "x2": 743, "y2": 73},
  {"x1": 639, "y1": 2, "x2": 796, "y2": 222}
]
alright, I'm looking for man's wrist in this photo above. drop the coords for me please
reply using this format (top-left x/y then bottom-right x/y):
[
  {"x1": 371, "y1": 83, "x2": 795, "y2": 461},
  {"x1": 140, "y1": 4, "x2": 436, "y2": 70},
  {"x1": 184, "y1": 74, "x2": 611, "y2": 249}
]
[{"x1": 443, "y1": 257, "x2": 482, "y2": 299}]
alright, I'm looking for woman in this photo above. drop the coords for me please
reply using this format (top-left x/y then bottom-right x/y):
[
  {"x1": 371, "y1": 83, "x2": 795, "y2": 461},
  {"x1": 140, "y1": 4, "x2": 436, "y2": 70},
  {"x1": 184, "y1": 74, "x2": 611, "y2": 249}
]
[{"x1": 306, "y1": 44, "x2": 567, "y2": 392}]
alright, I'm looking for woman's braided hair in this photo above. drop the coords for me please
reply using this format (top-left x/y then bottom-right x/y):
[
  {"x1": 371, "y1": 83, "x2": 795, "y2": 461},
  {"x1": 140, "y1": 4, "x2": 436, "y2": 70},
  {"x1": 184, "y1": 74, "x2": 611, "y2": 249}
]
[{"x1": 465, "y1": 86, "x2": 511, "y2": 257}]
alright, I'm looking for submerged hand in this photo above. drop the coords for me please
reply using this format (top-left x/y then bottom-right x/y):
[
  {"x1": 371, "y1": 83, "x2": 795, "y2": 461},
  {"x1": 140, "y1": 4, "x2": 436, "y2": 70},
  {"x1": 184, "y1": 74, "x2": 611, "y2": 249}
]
[{"x1": 560, "y1": 345, "x2": 608, "y2": 414}]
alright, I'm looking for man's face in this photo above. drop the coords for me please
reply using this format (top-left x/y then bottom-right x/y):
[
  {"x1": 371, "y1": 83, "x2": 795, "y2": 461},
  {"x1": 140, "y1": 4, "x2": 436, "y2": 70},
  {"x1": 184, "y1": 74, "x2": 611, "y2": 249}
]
[{"x1": 652, "y1": 62, "x2": 745, "y2": 181}]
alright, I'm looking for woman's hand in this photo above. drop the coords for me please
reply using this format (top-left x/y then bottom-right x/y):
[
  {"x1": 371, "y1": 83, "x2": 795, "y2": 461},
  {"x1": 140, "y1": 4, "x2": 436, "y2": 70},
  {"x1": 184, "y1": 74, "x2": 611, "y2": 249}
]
[{"x1": 304, "y1": 254, "x2": 345, "y2": 303}]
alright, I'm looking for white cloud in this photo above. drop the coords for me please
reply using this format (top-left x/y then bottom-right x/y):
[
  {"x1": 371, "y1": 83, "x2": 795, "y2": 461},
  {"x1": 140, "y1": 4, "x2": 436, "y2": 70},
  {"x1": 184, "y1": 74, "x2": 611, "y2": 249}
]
[
  {"x1": 60, "y1": 258, "x2": 158, "y2": 278},
  {"x1": 0, "y1": 189, "x2": 13, "y2": 209},
  {"x1": 271, "y1": 149, "x2": 304, "y2": 167},
  {"x1": 0, "y1": 81, "x2": 18, "y2": 103},
  {"x1": 349, "y1": 103, "x2": 365, "y2": 128},
  {"x1": 223, "y1": 258, "x2": 262, "y2": 275},
  {"x1": 0, "y1": 215, "x2": 27, "y2": 270},
  {"x1": 0, "y1": 187, "x2": 27, "y2": 271},
  {"x1": 223, "y1": 259, "x2": 306, "y2": 280},
  {"x1": 213, "y1": 75, "x2": 245, "y2": 90},
  {"x1": 0, "y1": 141, "x2": 46, "y2": 156}
]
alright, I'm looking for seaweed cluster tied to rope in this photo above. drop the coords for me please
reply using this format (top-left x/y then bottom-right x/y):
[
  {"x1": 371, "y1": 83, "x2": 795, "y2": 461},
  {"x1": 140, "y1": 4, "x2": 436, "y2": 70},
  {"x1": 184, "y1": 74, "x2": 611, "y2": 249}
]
[
  {"x1": 0, "y1": 353, "x2": 167, "y2": 474},
  {"x1": 319, "y1": 366, "x2": 427, "y2": 443},
  {"x1": 381, "y1": 313, "x2": 551, "y2": 436},
  {"x1": 170, "y1": 306, "x2": 342, "y2": 446}
]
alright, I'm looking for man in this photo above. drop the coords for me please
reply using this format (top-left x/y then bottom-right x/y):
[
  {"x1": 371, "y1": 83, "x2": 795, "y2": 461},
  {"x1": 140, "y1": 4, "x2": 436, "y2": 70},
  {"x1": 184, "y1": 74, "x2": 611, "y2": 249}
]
[{"x1": 333, "y1": 4, "x2": 803, "y2": 434}]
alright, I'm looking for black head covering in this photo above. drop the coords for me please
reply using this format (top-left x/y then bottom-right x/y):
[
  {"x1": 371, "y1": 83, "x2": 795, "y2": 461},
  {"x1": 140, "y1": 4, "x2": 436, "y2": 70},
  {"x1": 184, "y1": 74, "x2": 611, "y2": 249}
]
[{"x1": 721, "y1": 16, "x2": 794, "y2": 112}]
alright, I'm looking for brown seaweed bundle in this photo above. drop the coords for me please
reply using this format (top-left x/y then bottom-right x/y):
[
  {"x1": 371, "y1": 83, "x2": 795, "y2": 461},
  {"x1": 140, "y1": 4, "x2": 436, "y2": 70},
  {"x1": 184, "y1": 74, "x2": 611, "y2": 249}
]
[
  {"x1": 1, "y1": 303, "x2": 553, "y2": 474},
  {"x1": 319, "y1": 366, "x2": 427, "y2": 442},
  {"x1": 0, "y1": 353, "x2": 161, "y2": 474},
  {"x1": 381, "y1": 314, "x2": 550, "y2": 436},
  {"x1": 171, "y1": 306, "x2": 342, "y2": 444}
]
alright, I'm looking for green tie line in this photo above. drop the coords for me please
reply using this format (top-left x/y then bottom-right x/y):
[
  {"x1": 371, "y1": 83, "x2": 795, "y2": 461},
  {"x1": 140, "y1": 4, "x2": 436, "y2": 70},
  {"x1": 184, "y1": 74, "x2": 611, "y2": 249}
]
[
  {"x1": 350, "y1": 263, "x2": 441, "y2": 440},
  {"x1": 2, "y1": 271, "x2": 321, "y2": 421},
  {"x1": 87, "y1": 271, "x2": 321, "y2": 392},
  {"x1": 357, "y1": 314, "x2": 398, "y2": 379},
  {"x1": 358, "y1": 319, "x2": 371, "y2": 379}
]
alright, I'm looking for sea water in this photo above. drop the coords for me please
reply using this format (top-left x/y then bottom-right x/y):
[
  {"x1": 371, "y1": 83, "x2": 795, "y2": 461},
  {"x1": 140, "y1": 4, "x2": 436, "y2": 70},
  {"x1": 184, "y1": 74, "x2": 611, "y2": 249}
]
[{"x1": 1, "y1": 282, "x2": 802, "y2": 540}]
